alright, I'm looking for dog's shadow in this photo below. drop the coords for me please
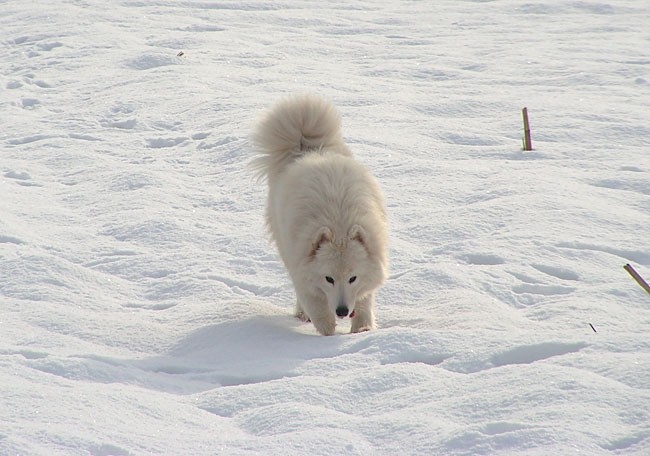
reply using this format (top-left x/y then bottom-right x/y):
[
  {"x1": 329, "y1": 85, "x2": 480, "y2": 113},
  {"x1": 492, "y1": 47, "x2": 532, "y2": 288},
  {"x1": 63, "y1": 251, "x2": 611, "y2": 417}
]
[{"x1": 139, "y1": 314, "x2": 346, "y2": 392}]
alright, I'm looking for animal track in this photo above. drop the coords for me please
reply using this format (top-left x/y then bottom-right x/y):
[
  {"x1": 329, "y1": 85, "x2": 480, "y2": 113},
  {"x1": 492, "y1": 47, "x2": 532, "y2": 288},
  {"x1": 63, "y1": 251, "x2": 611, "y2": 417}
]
[
  {"x1": 512, "y1": 284, "x2": 575, "y2": 296},
  {"x1": 600, "y1": 432, "x2": 650, "y2": 451},
  {"x1": 557, "y1": 241, "x2": 650, "y2": 265},
  {"x1": 17, "y1": 98, "x2": 41, "y2": 109},
  {"x1": 207, "y1": 274, "x2": 283, "y2": 297},
  {"x1": 31, "y1": 79, "x2": 52, "y2": 88},
  {"x1": 508, "y1": 271, "x2": 543, "y2": 284},
  {"x1": 101, "y1": 118, "x2": 137, "y2": 130},
  {"x1": 532, "y1": 264, "x2": 579, "y2": 281},
  {"x1": 460, "y1": 253, "x2": 505, "y2": 266},
  {"x1": 590, "y1": 178, "x2": 650, "y2": 196},
  {"x1": 3, "y1": 170, "x2": 41, "y2": 187},
  {"x1": 4, "y1": 170, "x2": 31, "y2": 180},
  {"x1": 619, "y1": 166, "x2": 643, "y2": 172},
  {"x1": 480, "y1": 421, "x2": 528, "y2": 436},
  {"x1": 146, "y1": 137, "x2": 189, "y2": 148},
  {"x1": 88, "y1": 443, "x2": 133, "y2": 456},
  {"x1": 191, "y1": 132, "x2": 210, "y2": 140},
  {"x1": 0, "y1": 349, "x2": 48, "y2": 359},
  {"x1": 7, "y1": 134, "x2": 56, "y2": 145},
  {"x1": 491, "y1": 342, "x2": 587, "y2": 368},
  {"x1": 123, "y1": 53, "x2": 181, "y2": 70},
  {"x1": 37, "y1": 41, "x2": 63, "y2": 52},
  {"x1": 0, "y1": 235, "x2": 25, "y2": 245}
]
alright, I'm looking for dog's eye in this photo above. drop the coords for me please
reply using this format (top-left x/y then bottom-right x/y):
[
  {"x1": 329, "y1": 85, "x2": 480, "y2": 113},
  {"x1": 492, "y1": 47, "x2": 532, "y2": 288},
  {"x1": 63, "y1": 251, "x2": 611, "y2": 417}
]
[
  {"x1": 325, "y1": 276, "x2": 335, "y2": 284},
  {"x1": 349, "y1": 276, "x2": 357, "y2": 284}
]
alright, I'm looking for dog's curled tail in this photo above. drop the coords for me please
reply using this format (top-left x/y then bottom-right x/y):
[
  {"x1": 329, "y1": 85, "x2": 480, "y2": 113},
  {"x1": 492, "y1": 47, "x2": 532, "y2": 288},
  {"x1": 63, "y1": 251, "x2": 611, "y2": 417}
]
[{"x1": 251, "y1": 94, "x2": 350, "y2": 181}]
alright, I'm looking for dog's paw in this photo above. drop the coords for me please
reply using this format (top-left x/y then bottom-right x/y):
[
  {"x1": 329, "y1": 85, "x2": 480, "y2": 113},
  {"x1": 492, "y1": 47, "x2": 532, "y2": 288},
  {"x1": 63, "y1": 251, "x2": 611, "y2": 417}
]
[
  {"x1": 312, "y1": 319, "x2": 336, "y2": 336},
  {"x1": 351, "y1": 313, "x2": 375, "y2": 333},
  {"x1": 350, "y1": 325, "x2": 373, "y2": 334},
  {"x1": 294, "y1": 310, "x2": 311, "y2": 322}
]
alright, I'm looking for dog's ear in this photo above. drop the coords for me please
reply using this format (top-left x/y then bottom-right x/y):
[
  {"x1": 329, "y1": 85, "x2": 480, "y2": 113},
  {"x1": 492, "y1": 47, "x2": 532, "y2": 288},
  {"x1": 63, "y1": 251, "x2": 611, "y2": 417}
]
[
  {"x1": 309, "y1": 226, "x2": 333, "y2": 259},
  {"x1": 348, "y1": 224, "x2": 368, "y2": 248}
]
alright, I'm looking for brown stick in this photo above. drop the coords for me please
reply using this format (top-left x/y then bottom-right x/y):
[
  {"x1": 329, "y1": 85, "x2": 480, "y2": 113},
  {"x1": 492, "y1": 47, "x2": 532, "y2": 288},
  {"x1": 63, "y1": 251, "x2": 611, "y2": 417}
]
[
  {"x1": 624, "y1": 263, "x2": 650, "y2": 295},
  {"x1": 522, "y1": 107, "x2": 532, "y2": 151}
]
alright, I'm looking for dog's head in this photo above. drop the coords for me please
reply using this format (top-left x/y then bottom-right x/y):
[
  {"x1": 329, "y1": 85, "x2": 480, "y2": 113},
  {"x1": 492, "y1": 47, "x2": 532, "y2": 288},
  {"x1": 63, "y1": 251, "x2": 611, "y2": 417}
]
[{"x1": 308, "y1": 224, "x2": 386, "y2": 318}]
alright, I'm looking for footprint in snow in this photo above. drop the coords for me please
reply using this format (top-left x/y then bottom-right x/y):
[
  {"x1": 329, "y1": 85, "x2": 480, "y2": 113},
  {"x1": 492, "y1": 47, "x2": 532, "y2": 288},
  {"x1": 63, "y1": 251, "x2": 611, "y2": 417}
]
[
  {"x1": 4, "y1": 170, "x2": 41, "y2": 187},
  {"x1": 0, "y1": 235, "x2": 25, "y2": 245},
  {"x1": 491, "y1": 341, "x2": 587, "y2": 368},
  {"x1": 4, "y1": 170, "x2": 31, "y2": 180}
]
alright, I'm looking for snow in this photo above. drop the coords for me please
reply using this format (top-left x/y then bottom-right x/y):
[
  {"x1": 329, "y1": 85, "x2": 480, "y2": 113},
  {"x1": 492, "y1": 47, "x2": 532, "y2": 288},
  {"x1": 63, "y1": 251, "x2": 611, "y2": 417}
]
[{"x1": 1, "y1": 0, "x2": 650, "y2": 454}]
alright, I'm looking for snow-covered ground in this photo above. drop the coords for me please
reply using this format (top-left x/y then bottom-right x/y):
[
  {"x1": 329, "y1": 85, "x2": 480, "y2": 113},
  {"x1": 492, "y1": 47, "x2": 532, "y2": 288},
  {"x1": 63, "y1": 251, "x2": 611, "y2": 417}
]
[{"x1": 2, "y1": 1, "x2": 650, "y2": 454}]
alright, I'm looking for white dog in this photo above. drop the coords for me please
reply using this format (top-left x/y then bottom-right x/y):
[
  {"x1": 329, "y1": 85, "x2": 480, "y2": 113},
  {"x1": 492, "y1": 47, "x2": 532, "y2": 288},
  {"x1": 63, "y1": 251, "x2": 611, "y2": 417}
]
[{"x1": 252, "y1": 94, "x2": 388, "y2": 336}]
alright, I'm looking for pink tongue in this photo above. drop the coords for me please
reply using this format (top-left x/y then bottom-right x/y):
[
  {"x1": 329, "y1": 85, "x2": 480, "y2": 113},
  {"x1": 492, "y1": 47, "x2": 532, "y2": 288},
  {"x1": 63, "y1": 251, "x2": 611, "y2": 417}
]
[{"x1": 349, "y1": 310, "x2": 356, "y2": 318}]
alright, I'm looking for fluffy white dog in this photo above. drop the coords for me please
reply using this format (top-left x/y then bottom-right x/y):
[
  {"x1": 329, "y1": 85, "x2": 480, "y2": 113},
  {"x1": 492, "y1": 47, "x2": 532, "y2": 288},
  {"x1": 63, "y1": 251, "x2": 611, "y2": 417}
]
[{"x1": 252, "y1": 94, "x2": 388, "y2": 336}]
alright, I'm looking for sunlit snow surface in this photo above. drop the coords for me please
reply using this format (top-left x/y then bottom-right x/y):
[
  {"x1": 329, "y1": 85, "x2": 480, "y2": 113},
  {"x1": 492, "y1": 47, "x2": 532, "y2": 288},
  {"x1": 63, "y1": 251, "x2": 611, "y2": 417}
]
[{"x1": 1, "y1": 1, "x2": 650, "y2": 454}]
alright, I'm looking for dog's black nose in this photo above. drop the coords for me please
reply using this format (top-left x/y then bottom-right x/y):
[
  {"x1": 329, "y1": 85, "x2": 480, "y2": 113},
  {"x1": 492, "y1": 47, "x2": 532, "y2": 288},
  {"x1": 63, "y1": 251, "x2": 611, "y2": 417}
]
[{"x1": 336, "y1": 306, "x2": 349, "y2": 317}]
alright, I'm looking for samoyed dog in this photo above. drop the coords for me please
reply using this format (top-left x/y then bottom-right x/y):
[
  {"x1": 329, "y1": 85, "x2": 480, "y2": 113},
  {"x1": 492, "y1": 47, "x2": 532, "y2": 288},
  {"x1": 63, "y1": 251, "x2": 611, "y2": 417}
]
[{"x1": 252, "y1": 94, "x2": 388, "y2": 336}]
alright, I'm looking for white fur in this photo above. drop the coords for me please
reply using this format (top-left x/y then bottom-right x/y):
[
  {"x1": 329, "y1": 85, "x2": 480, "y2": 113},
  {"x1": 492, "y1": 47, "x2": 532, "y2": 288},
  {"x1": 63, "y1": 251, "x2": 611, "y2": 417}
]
[{"x1": 252, "y1": 94, "x2": 388, "y2": 336}]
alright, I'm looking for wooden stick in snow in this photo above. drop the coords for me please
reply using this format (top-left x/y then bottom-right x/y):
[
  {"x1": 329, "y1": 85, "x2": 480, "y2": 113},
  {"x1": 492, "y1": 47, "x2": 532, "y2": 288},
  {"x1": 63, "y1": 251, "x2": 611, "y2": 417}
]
[
  {"x1": 624, "y1": 263, "x2": 650, "y2": 295},
  {"x1": 522, "y1": 107, "x2": 532, "y2": 151}
]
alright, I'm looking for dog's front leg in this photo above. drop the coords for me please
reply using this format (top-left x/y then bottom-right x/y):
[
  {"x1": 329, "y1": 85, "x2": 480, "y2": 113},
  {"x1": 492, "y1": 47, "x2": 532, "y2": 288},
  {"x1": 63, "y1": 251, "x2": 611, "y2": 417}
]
[
  {"x1": 297, "y1": 290, "x2": 336, "y2": 335},
  {"x1": 351, "y1": 293, "x2": 376, "y2": 333},
  {"x1": 294, "y1": 300, "x2": 310, "y2": 322},
  {"x1": 311, "y1": 313, "x2": 336, "y2": 336}
]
